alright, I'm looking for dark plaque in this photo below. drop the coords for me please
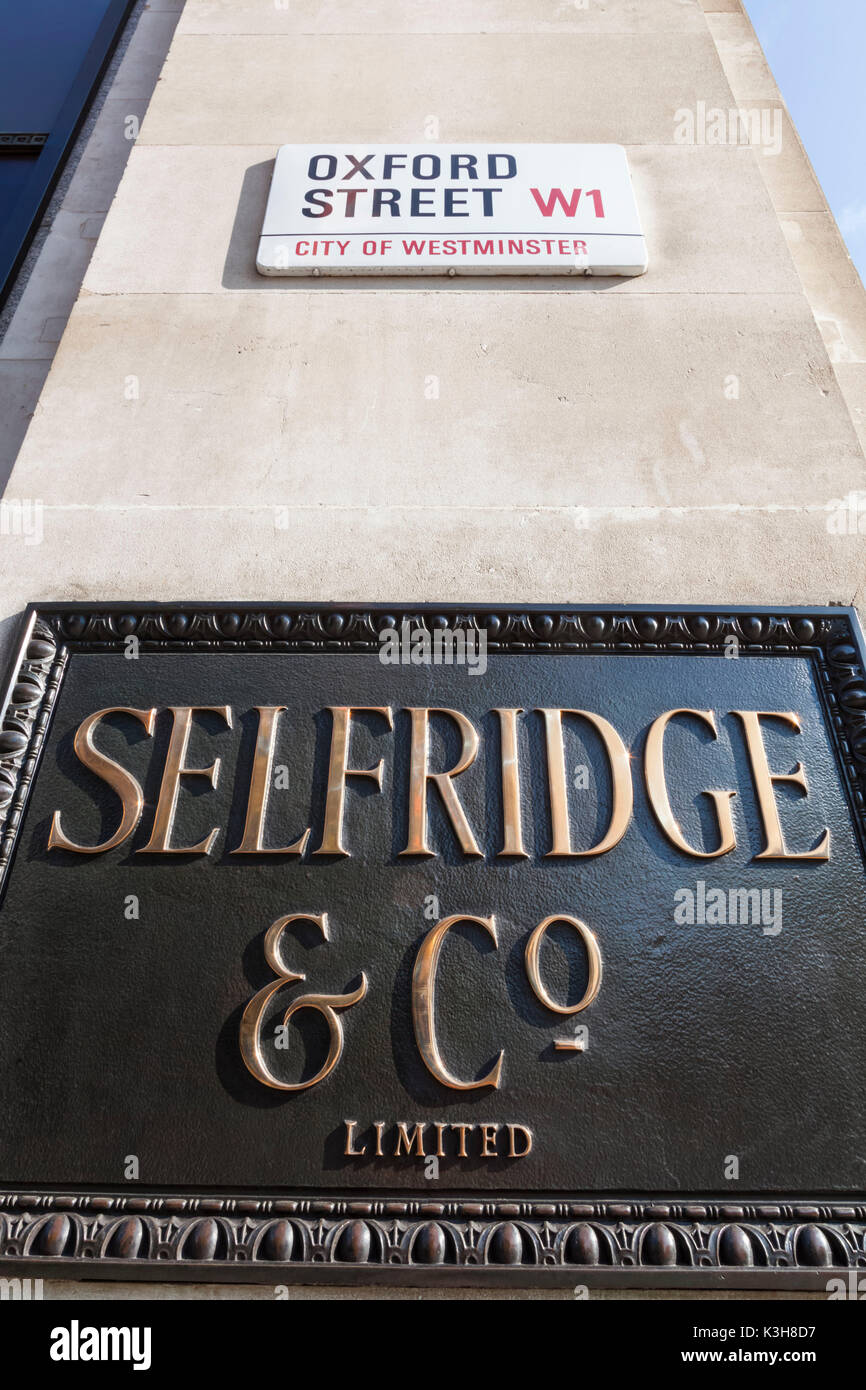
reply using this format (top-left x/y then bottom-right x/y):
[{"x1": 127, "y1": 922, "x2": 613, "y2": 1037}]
[{"x1": 1, "y1": 603, "x2": 865, "y2": 1288}]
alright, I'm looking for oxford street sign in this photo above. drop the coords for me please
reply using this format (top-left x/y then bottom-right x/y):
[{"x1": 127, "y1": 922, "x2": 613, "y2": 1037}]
[
  {"x1": 0, "y1": 604, "x2": 865, "y2": 1288},
  {"x1": 257, "y1": 144, "x2": 648, "y2": 277}
]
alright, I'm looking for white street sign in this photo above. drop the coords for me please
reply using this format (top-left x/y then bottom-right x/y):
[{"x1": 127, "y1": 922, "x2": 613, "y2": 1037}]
[{"x1": 257, "y1": 144, "x2": 647, "y2": 277}]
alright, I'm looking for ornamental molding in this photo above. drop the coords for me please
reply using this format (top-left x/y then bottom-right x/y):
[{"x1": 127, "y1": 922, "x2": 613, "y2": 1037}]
[{"x1": 1, "y1": 1190, "x2": 864, "y2": 1286}]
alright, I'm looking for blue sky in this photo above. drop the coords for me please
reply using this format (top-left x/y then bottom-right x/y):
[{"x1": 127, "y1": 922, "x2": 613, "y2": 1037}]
[{"x1": 744, "y1": 0, "x2": 866, "y2": 283}]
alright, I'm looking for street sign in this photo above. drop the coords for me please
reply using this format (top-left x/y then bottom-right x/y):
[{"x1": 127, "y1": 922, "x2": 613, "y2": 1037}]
[{"x1": 257, "y1": 144, "x2": 648, "y2": 276}]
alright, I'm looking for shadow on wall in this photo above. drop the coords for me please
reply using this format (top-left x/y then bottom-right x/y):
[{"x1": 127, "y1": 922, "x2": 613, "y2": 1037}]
[
  {"x1": 221, "y1": 159, "x2": 627, "y2": 296},
  {"x1": 0, "y1": 0, "x2": 183, "y2": 498},
  {"x1": 0, "y1": 359, "x2": 51, "y2": 497}
]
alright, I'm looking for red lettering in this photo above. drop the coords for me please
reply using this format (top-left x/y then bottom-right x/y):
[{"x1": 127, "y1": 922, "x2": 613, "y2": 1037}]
[{"x1": 530, "y1": 187, "x2": 582, "y2": 217}]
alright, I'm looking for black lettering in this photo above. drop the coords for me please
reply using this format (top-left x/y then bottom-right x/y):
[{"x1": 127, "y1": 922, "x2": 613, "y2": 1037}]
[
  {"x1": 301, "y1": 189, "x2": 334, "y2": 218},
  {"x1": 308, "y1": 154, "x2": 337, "y2": 180},
  {"x1": 340, "y1": 188, "x2": 368, "y2": 216},
  {"x1": 344, "y1": 153, "x2": 375, "y2": 180},
  {"x1": 412, "y1": 154, "x2": 441, "y2": 180},
  {"x1": 488, "y1": 153, "x2": 517, "y2": 179},
  {"x1": 472, "y1": 187, "x2": 501, "y2": 216},
  {"x1": 450, "y1": 154, "x2": 478, "y2": 179},
  {"x1": 373, "y1": 188, "x2": 401, "y2": 216}
]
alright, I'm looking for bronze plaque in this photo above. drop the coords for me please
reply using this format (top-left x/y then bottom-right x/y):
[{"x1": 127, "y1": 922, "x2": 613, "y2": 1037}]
[{"x1": 1, "y1": 603, "x2": 865, "y2": 1287}]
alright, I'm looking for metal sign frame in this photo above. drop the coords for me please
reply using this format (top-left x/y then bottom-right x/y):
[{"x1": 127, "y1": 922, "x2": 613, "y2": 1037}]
[{"x1": 0, "y1": 602, "x2": 864, "y2": 1289}]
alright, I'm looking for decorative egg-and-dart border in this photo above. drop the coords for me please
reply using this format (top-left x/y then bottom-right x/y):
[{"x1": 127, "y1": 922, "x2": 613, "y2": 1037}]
[
  {"x1": 1, "y1": 1192, "x2": 865, "y2": 1287},
  {"x1": 0, "y1": 604, "x2": 864, "y2": 1286}
]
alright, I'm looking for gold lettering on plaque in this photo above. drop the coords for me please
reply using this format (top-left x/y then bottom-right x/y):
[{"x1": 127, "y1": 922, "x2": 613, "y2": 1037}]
[
  {"x1": 48, "y1": 706, "x2": 156, "y2": 853},
  {"x1": 400, "y1": 708, "x2": 482, "y2": 857},
  {"x1": 645, "y1": 708, "x2": 737, "y2": 858},
  {"x1": 395, "y1": 1122, "x2": 426, "y2": 1156},
  {"x1": 525, "y1": 914, "x2": 603, "y2": 1030},
  {"x1": 494, "y1": 707, "x2": 528, "y2": 857},
  {"x1": 480, "y1": 1123, "x2": 499, "y2": 1158},
  {"x1": 411, "y1": 914, "x2": 503, "y2": 1089},
  {"x1": 139, "y1": 705, "x2": 232, "y2": 854},
  {"x1": 314, "y1": 706, "x2": 393, "y2": 856},
  {"x1": 538, "y1": 709, "x2": 633, "y2": 856},
  {"x1": 507, "y1": 1124, "x2": 533, "y2": 1158},
  {"x1": 733, "y1": 710, "x2": 830, "y2": 860},
  {"x1": 452, "y1": 1122, "x2": 472, "y2": 1157},
  {"x1": 343, "y1": 1120, "x2": 366, "y2": 1156},
  {"x1": 240, "y1": 912, "x2": 367, "y2": 1091},
  {"x1": 234, "y1": 706, "x2": 310, "y2": 855},
  {"x1": 341, "y1": 1119, "x2": 534, "y2": 1159}
]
